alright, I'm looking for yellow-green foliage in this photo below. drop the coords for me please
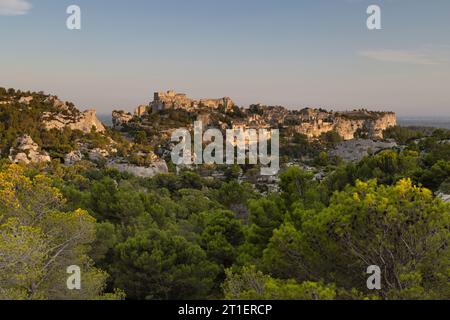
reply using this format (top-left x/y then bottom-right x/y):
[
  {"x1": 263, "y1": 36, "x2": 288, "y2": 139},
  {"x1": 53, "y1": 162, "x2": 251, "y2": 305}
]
[
  {"x1": 223, "y1": 266, "x2": 337, "y2": 300},
  {"x1": 0, "y1": 164, "x2": 121, "y2": 300}
]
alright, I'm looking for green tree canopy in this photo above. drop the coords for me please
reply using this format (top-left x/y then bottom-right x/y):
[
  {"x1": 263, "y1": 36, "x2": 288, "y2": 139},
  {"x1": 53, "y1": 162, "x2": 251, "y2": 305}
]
[
  {"x1": 263, "y1": 179, "x2": 450, "y2": 299},
  {"x1": 0, "y1": 164, "x2": 120, "y2": 300}
]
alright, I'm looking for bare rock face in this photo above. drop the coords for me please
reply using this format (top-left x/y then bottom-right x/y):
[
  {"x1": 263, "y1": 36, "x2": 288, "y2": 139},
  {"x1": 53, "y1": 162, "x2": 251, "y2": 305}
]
[
  {"x1": 330, "y1": 139, "x2": 398, "y2": 162},
  {"x1": 294, "y1": 109, "x2": 397, "y2": 140},
  {"x1": 294, "y1": 120, "x2": 334, "y2": 139},
  {"x1": 112, "y1": 110, "x2": 133, "y2": 129},
  {"x1": 372, "y1": 113, "x2": 398, "y2": 138},
  {"x1": 437, "y1": 192, "x2": 450, "y2": 203},
  {"x1": 9, "y1": 135, "x2": 51, "y2": 164},
  {"x1": 71, "y1": 110, "x2": 106, "y2": 133},
  {"x1": 106, "y1": 159, "x2": 169, "y2": 178},
  {"x1": 18, "y1": 96, "x2": 33, "y2": 105},
  {"x1": 88, "y1": 148, "x2": 110, "y2": 162},
  {"x1": 334, "y1": 112, "x2": 397, "y2": 140},
  {"x1": 43, "y1": 109, "x2": 105, "y2": 133},
  {"x1": 199, "y1": 97, "x2": 234, "y2": 110},
  {"x1": 64, "y1": 150, "x2": 83, "y2": 166}
]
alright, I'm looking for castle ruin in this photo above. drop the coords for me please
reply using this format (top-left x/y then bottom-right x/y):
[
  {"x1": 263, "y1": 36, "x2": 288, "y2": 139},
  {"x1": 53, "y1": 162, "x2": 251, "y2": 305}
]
[{"x1": 150, "y1": 90, "x2": 235, "y2": 113}]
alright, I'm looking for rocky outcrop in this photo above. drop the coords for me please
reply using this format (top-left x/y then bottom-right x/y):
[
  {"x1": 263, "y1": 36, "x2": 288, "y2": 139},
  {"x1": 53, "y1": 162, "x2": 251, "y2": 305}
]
[
  {"x1": 437, "y1": 192, "x2": 450, "y2": 203},
  {"x1": 367, "y1": 113, "x2": 398, "y2": 139},
  {"x1": 43, "y1": 109, "x2": 106, "y2": 133},
  {"x1": 199, "y1": 97, "x2": 234, "y2": 110},
  {"x1": 106, "y1": 159, "x2": 169, "y2": 178},
  {"x1": 9, "y1": 135, "x2": 51, "y2": 164},
  {"x1": 294, "y1": 121, "x2": 334, "y2": 139},
  {"x1": 112, "y1": 110, "x2": 133, "y2": 129},
  {"x1": 88, "y1": 148, "x2": 110, "y2": 162},
  {"x1": 64, "y1": 150, "x2": 83, "y2": 165},
  {"x1": 333, "y1": 112, "x2": 397, "y2": 140},
  {"x1": 330, "y1": 139, "x2": 398, "y2": 162},
  {"x1": 294, "y1": 109, "x2": 397, "y2": 140},
  {"x1": 45, "y1": 96, "x2": 70, "y2": 111},
  {"x1": 18, "y1": 96, "x2": 33, "y2": 105},
  {"x1": 71, "y1": 110, "x2": 106, "y2": 133}
]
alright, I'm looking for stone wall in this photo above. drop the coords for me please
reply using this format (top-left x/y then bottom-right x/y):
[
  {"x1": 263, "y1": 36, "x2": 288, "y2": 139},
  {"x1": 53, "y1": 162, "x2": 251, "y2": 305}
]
[{"x1": 152, "y1": 90, "x2": 195, "y2": 110}]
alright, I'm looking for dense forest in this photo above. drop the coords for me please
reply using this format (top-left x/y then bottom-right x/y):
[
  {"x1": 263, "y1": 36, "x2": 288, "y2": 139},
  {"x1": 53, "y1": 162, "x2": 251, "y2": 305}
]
[
  {"x1": 1, "y1": 130, "x2": 449, "y2": 299},
  {"x1": 0, "y1": 88, "x2": 449, "y2": 300}
]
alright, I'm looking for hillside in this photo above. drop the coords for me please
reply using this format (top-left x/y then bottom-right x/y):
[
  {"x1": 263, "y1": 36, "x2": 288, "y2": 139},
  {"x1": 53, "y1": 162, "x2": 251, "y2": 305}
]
[
  {"x1": 0, "y1": 87, "x2": 400, "y2": 179},
  {"x1": 114, "y1": 90, "x2": 397, "y2": 142},
  {"x1": 0, "y1": 87, "x2": 449, "y2": 301},
  {"x1": 0, "y1": 87, "x2": 127, "y2": 164}
]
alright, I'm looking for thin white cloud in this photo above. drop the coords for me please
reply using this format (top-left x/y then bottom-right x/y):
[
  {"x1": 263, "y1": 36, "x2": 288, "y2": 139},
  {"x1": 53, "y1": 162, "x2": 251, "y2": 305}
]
[
  {"x1": 0, "y1": 0, "x2": 32, "y2": 16},
  {"x1": 358, "y1": 49, "x2": 446, "y2": 66}
]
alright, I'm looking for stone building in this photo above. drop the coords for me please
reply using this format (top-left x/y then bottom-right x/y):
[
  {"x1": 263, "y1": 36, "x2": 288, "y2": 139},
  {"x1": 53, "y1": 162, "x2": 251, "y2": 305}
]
[
  {"x1": 151, "y1": 90, "x2": 195, "y2": 113},
  {"x1": 150, "y1": 90, "x2": 235, "y2": 113}
]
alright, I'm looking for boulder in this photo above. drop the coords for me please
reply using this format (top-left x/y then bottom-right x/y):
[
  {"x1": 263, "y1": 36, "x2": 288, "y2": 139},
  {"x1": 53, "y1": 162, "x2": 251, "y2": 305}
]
[
  {"x1": 437, "y1": 193, "x2": 450, "y2": 203},
  {"x1": 18, "y1": 96, "x2": 33, "y2": 105},
  {"x1": 9, "y1": 135, "x2": 51, "y2": 164},
  {"x1": 88, "y1": 148, "x2": 110, "y2": 162},
  {"x1": 43, "y1": 109, "x2": 105, "y2": 133},
  {"x1": 107, "y1": 160, "x2": 168, "y2": 178},
  {"x1": 64, "y1": 150, "x2": 83, "y2": 165}
]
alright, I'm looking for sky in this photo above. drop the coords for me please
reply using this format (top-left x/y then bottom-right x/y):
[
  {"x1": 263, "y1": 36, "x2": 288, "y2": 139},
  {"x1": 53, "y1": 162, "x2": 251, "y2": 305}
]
[{"x1": 0, "y1": 0, "x2": 449, "y2": 116}]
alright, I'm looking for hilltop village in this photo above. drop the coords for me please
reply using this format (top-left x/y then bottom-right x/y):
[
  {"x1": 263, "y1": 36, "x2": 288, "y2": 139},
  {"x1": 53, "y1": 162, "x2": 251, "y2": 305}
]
[
  {"x1": 113, "y1": 90, "x2": 397, "y2": 140},
  {"x1": 5, "y1": 88, "x2": 446, "y2": 203}
]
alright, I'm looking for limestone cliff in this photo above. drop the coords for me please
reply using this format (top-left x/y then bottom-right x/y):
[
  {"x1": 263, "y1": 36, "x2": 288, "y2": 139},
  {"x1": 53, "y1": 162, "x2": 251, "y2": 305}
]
[
  {"x1": 294, "y1": 109, "x2": 397, "y2": 140},
  {"x1": 43, "y1": 109, "x2": 106, "y2": 133},
  {"x1": 144, "y1": 91, "x2": 395, "y2": 142},
  {"x1": 199, "y1": 97, "x2": 234, "y2": 110}
]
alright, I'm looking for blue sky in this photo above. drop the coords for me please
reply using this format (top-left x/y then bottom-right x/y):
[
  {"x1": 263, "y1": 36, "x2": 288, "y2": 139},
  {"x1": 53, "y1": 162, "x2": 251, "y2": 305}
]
[{"x1": 1, "y1": 0, "x2": 449, "y2": 116}]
